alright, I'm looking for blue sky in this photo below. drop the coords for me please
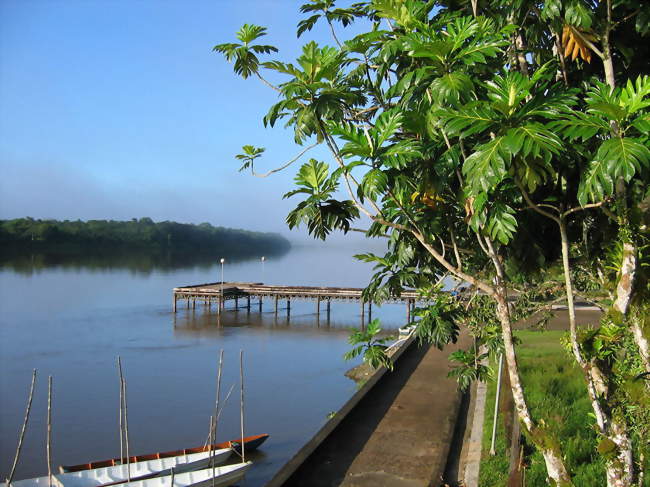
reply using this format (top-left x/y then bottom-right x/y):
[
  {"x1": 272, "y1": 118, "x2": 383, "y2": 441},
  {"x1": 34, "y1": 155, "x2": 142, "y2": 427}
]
[{"x1": 0, "y1": 0, "x2": 368, "y2": 241}]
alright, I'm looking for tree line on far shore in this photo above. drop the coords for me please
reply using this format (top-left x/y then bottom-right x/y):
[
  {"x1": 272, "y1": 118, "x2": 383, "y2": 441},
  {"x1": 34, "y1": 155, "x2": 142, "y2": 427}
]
[{"x1": 0, "y1": 217, "x2": 291, "y2": 258}]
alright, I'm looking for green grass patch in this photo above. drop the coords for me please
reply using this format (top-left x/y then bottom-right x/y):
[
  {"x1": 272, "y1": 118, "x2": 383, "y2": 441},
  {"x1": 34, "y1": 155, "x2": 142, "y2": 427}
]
[{"x1": 479, "y1": 330, "x2": 606, "y2": 486}]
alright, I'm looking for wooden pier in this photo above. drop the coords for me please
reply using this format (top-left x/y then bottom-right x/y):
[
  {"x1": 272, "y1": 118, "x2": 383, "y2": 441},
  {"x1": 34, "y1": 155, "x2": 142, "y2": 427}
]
[{"x1": 172, "y1": 282, "x2": 422, "y2": 321}]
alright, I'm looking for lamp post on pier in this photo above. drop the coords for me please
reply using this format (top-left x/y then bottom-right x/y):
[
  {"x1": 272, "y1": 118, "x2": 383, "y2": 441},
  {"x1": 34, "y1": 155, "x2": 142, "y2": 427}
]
[{"x1": 220, "y1": 258, "x2": 225, "y2": 310}]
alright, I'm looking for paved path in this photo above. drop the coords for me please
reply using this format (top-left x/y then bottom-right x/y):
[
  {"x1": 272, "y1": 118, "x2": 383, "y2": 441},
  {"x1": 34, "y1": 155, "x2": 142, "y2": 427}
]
[{"x1": 280, "y1": 334, "x2": 470, "y2": 487}]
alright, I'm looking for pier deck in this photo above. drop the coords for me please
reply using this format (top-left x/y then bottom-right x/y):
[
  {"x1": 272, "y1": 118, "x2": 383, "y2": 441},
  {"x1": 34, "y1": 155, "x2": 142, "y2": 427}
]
[{"x1": 173, "y1": 282, "x2": 425, "y2": 320}]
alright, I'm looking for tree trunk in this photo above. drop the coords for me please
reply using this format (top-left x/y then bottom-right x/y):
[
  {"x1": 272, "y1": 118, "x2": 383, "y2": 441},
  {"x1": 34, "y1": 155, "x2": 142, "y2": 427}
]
[
  {"x1": 602, "y1": 0, "x2": 616, "y2": 89},
  {"x1": 485, "y1": 236, "x2": 572, "y2": 485},
  {"x1": 560, "y1": 220, "x2": 634, "y2": 486},
  {"x1": 494, "y1": 294, "x2": 572, "y2": 486},
  {"x1": 629, "y1": 306, "x2": 650, "y2": 374},
  {"x1": 613, "y1": 242, "x2": 636, "y2": 315}
]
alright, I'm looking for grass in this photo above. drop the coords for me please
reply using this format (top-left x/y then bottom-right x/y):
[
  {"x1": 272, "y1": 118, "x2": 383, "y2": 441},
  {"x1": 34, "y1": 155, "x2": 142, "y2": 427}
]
[{"x1": 479, "y1": 330, "x2": 606, "y2": 486}]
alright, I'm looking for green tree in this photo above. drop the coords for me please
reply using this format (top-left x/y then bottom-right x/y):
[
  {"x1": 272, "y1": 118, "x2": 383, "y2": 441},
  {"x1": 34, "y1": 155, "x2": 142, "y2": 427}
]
[{"x1": 216, "y1": 1, "x2": 649, "y2": 484}]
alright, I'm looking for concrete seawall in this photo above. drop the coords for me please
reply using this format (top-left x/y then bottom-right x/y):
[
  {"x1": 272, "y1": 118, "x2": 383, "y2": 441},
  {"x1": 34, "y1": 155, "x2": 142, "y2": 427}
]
[{"x1": 268, "y1": 332, "x2": 470, "y2": 487}]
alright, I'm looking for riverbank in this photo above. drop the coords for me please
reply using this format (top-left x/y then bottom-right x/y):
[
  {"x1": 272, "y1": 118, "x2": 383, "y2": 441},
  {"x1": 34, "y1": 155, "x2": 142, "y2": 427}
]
[{"x1": 269, "y1": 331, "x2": 471, "y2": 487}]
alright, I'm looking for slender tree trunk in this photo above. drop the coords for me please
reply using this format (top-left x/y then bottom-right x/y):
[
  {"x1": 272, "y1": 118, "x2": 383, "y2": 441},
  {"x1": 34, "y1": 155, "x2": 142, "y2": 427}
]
[
  {"x1": 613, "y1": 242, "x2": 636, "y2": 315},
  {"x1": 486, "y1": 238, "x2": 572, "y2": 485},
  {"x1": 602, "y1": 0, "x2": 616, "y2": 89},
  {"x1": 629, "y1": 306, "x2": 650, "y2": 374},
  {"x1": 493, "y1": 292, "x2": 572, "y2": 485},
  {"x1": 560, "y1": 220, "x2": 634, "y2": 486},
  {"x1": 601, "y1": 0, "x2": 650, "y2": 380},
  {"x1": 515, "y1": 32, "x2": 529, "y2": 76}
]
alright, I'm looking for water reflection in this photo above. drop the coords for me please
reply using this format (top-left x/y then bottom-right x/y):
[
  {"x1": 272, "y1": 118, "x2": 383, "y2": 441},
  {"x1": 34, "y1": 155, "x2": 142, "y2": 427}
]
[
  {"x1": 0, "y1": 247, "x2": 289, "y2": 276},
  {"x1": 173, "y1": 305, "x2": 362, "y2": 336}
]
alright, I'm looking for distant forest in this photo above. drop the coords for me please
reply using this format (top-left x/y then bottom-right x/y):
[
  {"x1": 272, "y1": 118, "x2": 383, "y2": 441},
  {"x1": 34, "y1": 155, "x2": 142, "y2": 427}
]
[{"x1": 0, "y1": 218, "x2": 291, "y2": 266}]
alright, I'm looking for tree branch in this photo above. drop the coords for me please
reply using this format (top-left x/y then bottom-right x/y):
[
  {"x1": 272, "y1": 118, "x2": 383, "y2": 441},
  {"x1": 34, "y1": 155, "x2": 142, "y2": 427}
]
[
  {"x1": 251, "y1": 142, "x2": 319, "y2": 177},
  {"x1": 515, "y1": 179, "x2": 561, "y2": 224},
  {"x1": 255, "y1": 72, "x2": 281, "y2": 92},
  {"x1": 562, "y1": 201, "x2": 606, "y2": 218}
]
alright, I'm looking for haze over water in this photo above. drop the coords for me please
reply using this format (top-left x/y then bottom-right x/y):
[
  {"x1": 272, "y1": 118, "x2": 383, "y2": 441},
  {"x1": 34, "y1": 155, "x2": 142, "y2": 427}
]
[{"x1": 0, "y1": 242, "x2": 409, "y2": 486}]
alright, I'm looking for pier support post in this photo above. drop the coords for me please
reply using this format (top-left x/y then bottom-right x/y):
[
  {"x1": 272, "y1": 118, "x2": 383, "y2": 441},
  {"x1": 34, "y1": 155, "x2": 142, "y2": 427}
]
[
  {"x1": 247, "y1": 297, "x2": 251, "y2": 311},
  {"x1": 368, "y1": 302, "x2": 372, "y2": 321},
  {"x1": 192, "y1": 299, "x2": 196, "y2": 309},
  {"x1": 274, "y1": 296, "x2": 278, "y2": 314},
  {"x1": 173, "y1": 293, "x2": 177, "y2": 313},
  {"x1": 316, "y1": 297, "x2": 320, "y2": 317},
  {"x1": 287, "y1": 298, "x2": 291, "y2": 316},
  {"x1": 235, "y1": 297, "x2": 238, "y2": 309},
  {"x1": 326, "y1": 299, "x2": 331, "y2": 321},
  {"x1": 259, "y1": 298, "x2": 263, "y2": 312},
  {"x1": 186, "y1": 298, "x2": 190, "y2": 309},
  {"x1": 406, "y1": 300, "x2": 411, "y2": 323}
]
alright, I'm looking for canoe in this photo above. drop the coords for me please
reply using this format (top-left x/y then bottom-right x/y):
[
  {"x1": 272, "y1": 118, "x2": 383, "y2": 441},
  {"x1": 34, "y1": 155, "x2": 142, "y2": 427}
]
[
  {"x1": 219, "y1": 433, "x2": 269, "y2": 454},
  {"x1": 59, "y1": 434, "x2": 268, "y2": 473},
  {"x1": 1, "y1": 449, "x2": 232, "y2": 487},
  {"x1": 118, "y1": 461, "x2": 252, "y2": 487},
  {"x1": 0, "y1": 461, "x2": 251, "y2": 487}
]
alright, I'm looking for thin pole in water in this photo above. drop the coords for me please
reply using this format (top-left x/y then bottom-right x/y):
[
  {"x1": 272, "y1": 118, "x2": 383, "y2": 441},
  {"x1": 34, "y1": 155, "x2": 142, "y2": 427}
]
[
  {"x1": 6, "y1": 369, "x2": 37, "y2": 486},
  {"x1": 47, "y1": 376, "x2": 53, "y2": 487},
  {"x1": 119, "y1": 360, "x2": 131, "y2": 481},
  {"x1": 213, "y1": 350, "x2": 224, "y2": 486},
  {"x1": 220, "y1": 258, "x2": 225, "y2": 310},
  {"x1": 208, "y1": 415, "x2": 215, "y2": 487},
  {"x1": 117, "y1": 357, "x2": 124, "y2": 464},
  {"x1": 239, "y1": 350, "x2": 245, "y2": 463}
]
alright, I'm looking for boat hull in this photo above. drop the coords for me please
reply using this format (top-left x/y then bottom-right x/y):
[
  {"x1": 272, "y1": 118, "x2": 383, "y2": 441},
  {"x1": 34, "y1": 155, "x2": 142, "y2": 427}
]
[
  {"x1": 2, "y1": 449, "x2": 232, "y2": 487},
  {"x1": 59, "y1": 434, "x2": 268, "y2": 473}
]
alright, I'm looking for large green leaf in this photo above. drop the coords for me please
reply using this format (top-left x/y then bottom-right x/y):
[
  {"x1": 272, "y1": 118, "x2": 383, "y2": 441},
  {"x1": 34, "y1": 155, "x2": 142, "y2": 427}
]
[
  {"x1": 296, "y1": 158, "x2": 329, "y2": 191},
  {"x1": 619, "y1": 75, "x2": 650, "y2": 116},
  {"x1": 372, "y1": 109, "x2": 403, "y2": 149},
  {"x1": 359, "y1": 169, "x2": 389, "y2": 202},
  {"x1": 438, "y1": 105, "x2": 497, "y2": 137},
  {"x1": 578, "y1": 158, "x2": 614, "y2": 206},
  {"x1": 428, "y1": 72, "x2": 474, "y2": 105},
  {"x1": 462, "y1": 137, "x2": 510, "y2": 195},
  {"x1": 577, "y1": 137, "x2": 649, "y2": 205},
  {"x1": 599, "y1": 137, "x2": 650, "y2": 181},
  {"x1": 550, "y1": 112, "x2": 610, "y2": 141},
  {"x1": 485, "y1": 202, "x2": 518, "y2": 244}
]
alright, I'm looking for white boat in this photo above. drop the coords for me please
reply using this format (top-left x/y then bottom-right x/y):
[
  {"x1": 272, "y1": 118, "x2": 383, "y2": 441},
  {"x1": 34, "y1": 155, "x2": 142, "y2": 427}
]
[
  {"x1": 117, "y1": 462, "x2": 252, "y2": 487},
  {"x1": 1, "y1": 448, "x2": 232, "y2": 487}
]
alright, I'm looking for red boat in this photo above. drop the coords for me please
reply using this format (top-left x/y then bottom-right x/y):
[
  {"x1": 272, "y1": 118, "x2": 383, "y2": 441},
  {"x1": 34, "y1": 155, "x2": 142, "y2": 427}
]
[{"x1": 59, "y1": 434, "x2": 270, "y2": 473}]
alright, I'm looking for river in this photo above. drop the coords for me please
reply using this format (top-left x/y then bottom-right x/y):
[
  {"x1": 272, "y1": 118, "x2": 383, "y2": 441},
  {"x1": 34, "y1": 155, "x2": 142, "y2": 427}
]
[{"x1": 0, "y1": 241, "x2": 409, "y2": 485}]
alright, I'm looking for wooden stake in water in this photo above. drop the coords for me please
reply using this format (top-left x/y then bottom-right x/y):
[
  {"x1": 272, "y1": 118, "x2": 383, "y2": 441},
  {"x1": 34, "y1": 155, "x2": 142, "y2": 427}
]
[
  {"x1": 213, "y1": 350, "x2": 224, "y2": 448},
  {"x1": 209, "y1": 416, "x2": 215, "y2": 487},
  {"x1": 47, "y1": 376, "x2": 53, "y2": 487},
  {"x1": 203, "y1": 384, "x2": 234, "y2": 448},
  {"x1": 212, "y1": 350, "x2": 224, "y2": 486},
  {"x1": 122, "y1": 376, "x2": 131, "y2": 481},
  {"x1": 239, "y1": 350, "x2": 245, "y2": 463},
  {"x1": 118, "y1": 358, "x2": 131, "y2": 481},
  {"x1": 117, "y1": 357, "x2": 124, "y2": 464},
  {"x1": 6, "y1": 369, "x2": 37, "y2": 486}
]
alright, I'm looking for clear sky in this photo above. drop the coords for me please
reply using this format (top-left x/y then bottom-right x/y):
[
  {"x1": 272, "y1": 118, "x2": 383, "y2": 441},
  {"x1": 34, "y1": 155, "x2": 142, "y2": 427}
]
[{"x1": 0, "y1": 0, "x2": 368, "y2": 241}]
